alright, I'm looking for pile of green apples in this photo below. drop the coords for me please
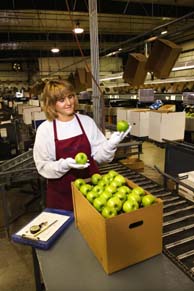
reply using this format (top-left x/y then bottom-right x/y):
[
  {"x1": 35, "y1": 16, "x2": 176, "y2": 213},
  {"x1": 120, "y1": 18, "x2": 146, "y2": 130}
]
[{"x1": 74, "y1": 170, "x2": 157, "y2": 218}]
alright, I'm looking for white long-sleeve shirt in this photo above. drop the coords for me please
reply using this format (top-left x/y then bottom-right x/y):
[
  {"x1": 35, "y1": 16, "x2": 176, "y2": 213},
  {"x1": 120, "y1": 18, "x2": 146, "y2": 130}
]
[{"x1": 33, "y1": 113, "x2": 116, "y2": 179}]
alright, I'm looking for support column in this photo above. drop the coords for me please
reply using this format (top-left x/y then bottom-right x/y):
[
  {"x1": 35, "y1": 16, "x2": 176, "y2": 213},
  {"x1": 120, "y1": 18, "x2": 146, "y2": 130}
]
[{"x1": 89, "y1": 0, "x2": 105, "y2": 133}]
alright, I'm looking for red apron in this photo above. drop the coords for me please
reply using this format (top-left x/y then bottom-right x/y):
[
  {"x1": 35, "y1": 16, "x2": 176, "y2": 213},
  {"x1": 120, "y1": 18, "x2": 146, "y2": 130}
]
[{"x1": 46, "y1": 114, "x2": 99, "y2": 210}]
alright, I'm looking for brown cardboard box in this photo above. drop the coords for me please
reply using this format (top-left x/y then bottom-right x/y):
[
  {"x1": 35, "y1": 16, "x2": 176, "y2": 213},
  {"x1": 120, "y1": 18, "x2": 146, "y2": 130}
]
[
  {"x1": 123, "y1": 53, "x2": 148, "y2": 86},
  {"x1": 146, "y1": 38, "x2": 182, "y2": 78},
  {"x1": 157, "y1": 104, "x2": 176, "y2": 112},
  {"x1": 72, "y1": 179, "x2": 163, "y2": 274},
  {"x1": 121, "y1": 157, "x2": 144, "y2": 171},
  {"x1": 115, "y1": 146, "x2": 133, "y2": 160}
]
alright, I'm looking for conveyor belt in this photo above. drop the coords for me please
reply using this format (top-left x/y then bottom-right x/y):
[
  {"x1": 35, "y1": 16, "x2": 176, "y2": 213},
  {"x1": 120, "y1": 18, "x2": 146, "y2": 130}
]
[
  {"x1": 0, "y1": 149, "x2": 34, "y2": 172},
  {"x1": 0, "y1": 150, "x2": 42, "y2": 238},
  {"x1": 0, "y1": 149, "x2": 36, "y2": 185},
  {"x1": 99, "y1": 162, "x2": 194, "y2": 282}
]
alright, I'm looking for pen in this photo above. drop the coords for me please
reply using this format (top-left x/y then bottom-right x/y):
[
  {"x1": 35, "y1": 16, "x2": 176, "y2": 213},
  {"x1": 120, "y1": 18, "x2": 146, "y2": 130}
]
[{"x1": 33, "y1": 219, "x2": 58, "y2": 237}]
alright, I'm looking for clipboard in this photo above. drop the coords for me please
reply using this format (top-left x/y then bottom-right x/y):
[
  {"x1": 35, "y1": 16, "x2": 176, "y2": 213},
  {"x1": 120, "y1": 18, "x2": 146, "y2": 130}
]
[{"x1": 11, "y1": 208, "x2": 74, "y2": 250}]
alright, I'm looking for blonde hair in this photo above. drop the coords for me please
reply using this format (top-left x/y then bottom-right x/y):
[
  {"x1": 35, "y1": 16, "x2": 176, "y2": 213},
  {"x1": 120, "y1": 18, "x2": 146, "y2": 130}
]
[{"x1": 42, "y1": 79, "x2": 78, "y2": 121}]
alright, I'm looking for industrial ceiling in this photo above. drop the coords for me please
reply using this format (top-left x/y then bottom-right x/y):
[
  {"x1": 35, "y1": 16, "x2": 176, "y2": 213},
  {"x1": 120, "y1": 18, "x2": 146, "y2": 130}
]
[
  {"x1": 0, "y1": 0, "x2": 194, "y2": 78},
  {"x1": 0, "y1": 0, "x2": 194, "y2": 88}
]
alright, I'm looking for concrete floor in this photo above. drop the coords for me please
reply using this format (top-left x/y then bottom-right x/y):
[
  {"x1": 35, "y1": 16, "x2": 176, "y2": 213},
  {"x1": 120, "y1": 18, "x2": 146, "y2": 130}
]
[{"x1": 0, "y1": 141, "x2": 191, "y2": 291}]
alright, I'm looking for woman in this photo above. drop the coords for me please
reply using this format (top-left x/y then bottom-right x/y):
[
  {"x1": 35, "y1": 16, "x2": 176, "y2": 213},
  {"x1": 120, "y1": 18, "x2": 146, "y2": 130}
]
[{"x1": 33, "y1": 79, "x2": 131, "y2": 210}]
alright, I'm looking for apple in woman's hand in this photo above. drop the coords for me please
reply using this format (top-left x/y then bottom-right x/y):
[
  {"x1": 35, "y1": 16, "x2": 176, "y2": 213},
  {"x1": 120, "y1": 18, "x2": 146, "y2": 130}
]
[
  {"x1": 75, "y1": 152, "x2": 88, "y2": 164},
  {"x1": 116, "y1": 120, "x2": 129, "y2": 132}
]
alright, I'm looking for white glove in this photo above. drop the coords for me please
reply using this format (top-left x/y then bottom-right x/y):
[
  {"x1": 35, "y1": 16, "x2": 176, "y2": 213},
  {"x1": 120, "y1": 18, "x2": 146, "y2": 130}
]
[
  {"x1": 108, "y1": 125, "x2": 132, "y2": 149},
  {"x1": 64, "y1": 157, "x2": 90, "y2": 170}
]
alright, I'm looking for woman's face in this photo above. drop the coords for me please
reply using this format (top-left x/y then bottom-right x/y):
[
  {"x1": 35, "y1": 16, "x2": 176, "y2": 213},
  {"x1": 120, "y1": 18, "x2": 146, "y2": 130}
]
[{"x1": 55, "y1": 92, "x2": 76, "y2": 121}]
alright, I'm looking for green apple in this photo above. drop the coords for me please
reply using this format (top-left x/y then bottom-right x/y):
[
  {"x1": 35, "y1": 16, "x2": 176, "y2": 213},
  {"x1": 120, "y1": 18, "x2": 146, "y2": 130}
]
[
  {"x1": 116, "y1": 120, "x2": 129, "y2": 132},
  {"x1": 104, "y1": 184, "x2": 117, "y2": 195},
  {"x1": 122, "y1": 199, "x2": 139, "y2": 213},
  {"x1": 92, "y1": 185, "x2": 104, "y2": 195},
  {"x1": 93, "y1": 196, "x2": 107, "y2": 212},
  {"x1": 74, "y1": 178, "x2": 86, "y2": 189},
  {"x1": 101, "y1": 206, "x2": 117, "y2": 218},
  {"x1": 128, "y1": 192, "x2": 141, "y2": 204},
  {"x1": 79, "y1": 183, "x2": 93, "y2": 196},
  {"x1": 91, "y1": 173, "x2": 102, "y2": 185},
  {"x1": 131, "y1": 186, "x2": 145, "y2": 198},
  {"x1": 113, "y1": 174, "x2": 126, "y2": 187},
  {"x1": 117, "y1": 185, "x2": 132, "y2": 195},
  {"x1": 97, "y1": 179, "x2": 108, "y2": 188},
  {"x1": 107, "y1": 170, "x2": 119, "y2": 179},
  {"x1": 142, "y1": 194, "x2": 156, "y2": 207},
  {"x1": 86, "y1": 190, "x2": 99, "y2": 203},
  {"x1": 114, "y1": 191, "x2": 127, "y2": 203},
  {"x1": 101, "y1": 173, "x2": 113, "y2": 185},
  {"x1": 106, "y1": 196, "x2": 122, "y2": 212},
  {"x1": 100, "y1": 191, "x2": 113, "y2": 201},
  {"x1": 109, "y1": 180, "x2": 120, "y2": 189},
  {"x1": 75, "y1": 152, "x2": 88, "y2": 164}
]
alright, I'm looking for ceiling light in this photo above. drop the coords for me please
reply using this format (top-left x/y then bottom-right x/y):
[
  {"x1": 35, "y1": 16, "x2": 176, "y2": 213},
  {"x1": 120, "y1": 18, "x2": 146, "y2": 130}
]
[
  {"x1": 172, "y1": 65, "x2": 194, "y2": 71},
  {"x1": 73, "y1": 22, "x2": 84, "y2": 34},
  {"x1": 51, "y1": 47, "x2": 60, "y2": 53},
  {"x1": 161, "y1": 29, "x2": 168, "y2": 35},
  {"x1": 146, "y1": 36, "x2": 158, "y2": 43},
  {"x1": 100, "y1": 74, "x2": 123, "y2": 81},
  {"x1": 12, "y1": 62, "x2": 22, "y2": 71},
  {"x1": 106, "y1": 48, "x2": 122, "y2": 57}
]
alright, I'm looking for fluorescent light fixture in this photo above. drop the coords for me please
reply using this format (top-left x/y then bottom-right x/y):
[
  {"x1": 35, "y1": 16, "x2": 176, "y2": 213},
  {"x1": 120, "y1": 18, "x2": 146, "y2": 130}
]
[
  {"x1": 172, "y1": 65, "x2": 194, "y2": 71},
  {"x1": 106, "y1": 48, "x2": 123, "y2": 57},
  {"x1": 106, "y1": 51, "x2": 118, "y2": 57},
  {"x1": 145, "y1": 76, "x2": 194, "y2": 84},
  {"x1": 100, "y1": 75, "x2": 123, "y2": 81},
  {"x1": 51, "y1": 47, "x2": 60, "y2": 53},
  {"x1": 161, "y1": 30, "x2": 168, "y2": 35},
  {"x1": 73, "y1": 22, "x2": 84, "y2": 34},
  {"x1": 146, "y1": 36, "x2": 158, "y2": 43}
]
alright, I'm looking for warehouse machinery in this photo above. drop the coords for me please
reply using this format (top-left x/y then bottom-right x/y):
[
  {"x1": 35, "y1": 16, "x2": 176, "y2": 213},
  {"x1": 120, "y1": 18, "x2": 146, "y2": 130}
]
[{"x1": 0, "y1": 149, "x2": 45, "y2": 238}]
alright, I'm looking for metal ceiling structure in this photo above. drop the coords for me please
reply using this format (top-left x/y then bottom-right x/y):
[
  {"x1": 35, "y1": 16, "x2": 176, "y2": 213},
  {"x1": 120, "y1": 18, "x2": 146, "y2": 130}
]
[{"x1": 0, "y1": 0, "x2": 193, "y2": 82}]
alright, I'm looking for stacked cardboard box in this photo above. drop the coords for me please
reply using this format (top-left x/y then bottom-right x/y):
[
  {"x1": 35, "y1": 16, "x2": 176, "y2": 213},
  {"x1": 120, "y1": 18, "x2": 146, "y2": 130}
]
[{"x1": 149, "y1": 111, "x2": 185, "y2": 142}]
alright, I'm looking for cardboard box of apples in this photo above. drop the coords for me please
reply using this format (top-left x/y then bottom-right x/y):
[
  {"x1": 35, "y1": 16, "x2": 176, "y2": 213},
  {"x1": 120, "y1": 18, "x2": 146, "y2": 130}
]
[{"x1": 72, "y1": 170, "x2": 163, "y2": 275}]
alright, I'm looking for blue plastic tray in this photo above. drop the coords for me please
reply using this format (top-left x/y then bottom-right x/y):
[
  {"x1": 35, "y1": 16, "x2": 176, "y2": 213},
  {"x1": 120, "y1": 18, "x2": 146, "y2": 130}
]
[{"x1": 11, "y1": 208, "x2": 74, "y2": 250}]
